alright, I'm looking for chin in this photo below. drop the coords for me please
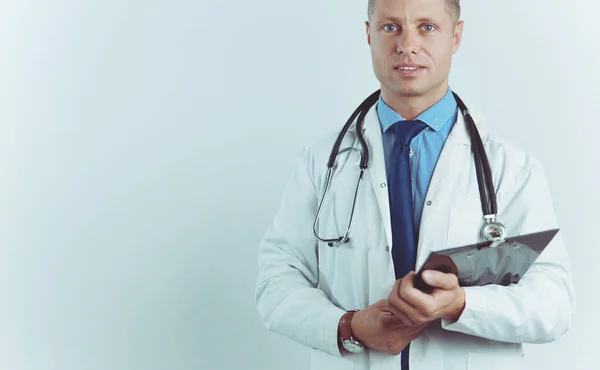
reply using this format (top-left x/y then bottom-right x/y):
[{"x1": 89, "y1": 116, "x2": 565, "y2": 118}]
[{"x1": 392, "y1": 85, "x2": 427, "y2": 98}]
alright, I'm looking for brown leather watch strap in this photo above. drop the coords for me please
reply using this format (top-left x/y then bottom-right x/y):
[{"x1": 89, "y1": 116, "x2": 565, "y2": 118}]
[{"x1": 339, "y1": 310, "x2": 358, "y2": 343}]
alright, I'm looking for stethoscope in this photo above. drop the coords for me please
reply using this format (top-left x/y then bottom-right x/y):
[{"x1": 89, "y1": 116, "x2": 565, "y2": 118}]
[{"x1": 312, "y1": 89, "x2": 508, "y2": 247}]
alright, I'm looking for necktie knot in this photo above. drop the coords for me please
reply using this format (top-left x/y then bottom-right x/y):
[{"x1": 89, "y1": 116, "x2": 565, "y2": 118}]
[{"x1": 389, "y1": 120, "x2": 427, "y2": 146}]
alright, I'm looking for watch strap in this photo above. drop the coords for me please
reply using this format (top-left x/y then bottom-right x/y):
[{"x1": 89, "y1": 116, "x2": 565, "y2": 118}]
[{"x1": 339, "y1": 310, "x2": 359, "y2": 344}]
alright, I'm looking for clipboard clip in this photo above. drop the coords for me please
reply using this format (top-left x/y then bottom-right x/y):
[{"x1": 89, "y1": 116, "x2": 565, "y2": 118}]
[{"x1": 489, "y1": 238, "x2": 506, "y2": 248}]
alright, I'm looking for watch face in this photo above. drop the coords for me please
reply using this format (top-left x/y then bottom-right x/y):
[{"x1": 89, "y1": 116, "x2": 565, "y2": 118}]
[{"x1": 343, "y1": 340, "x2": 364, "y2": 353}]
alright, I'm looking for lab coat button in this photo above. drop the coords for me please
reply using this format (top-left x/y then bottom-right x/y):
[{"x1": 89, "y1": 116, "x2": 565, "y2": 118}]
[
  {"x1": 385, "y1": 246, "x2": 390, "y2": 252},
  {"x1": 380, "y1": 183, "x2": 387, "y2": 188},
  {"x1": 426, "y1": 200, "x2": 433, "y2": 206}
]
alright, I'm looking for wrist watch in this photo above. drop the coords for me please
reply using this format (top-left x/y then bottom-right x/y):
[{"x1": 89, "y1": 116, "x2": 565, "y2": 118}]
[{"x1": 339, "y1": 310, "x2": 365, "y2": 354}]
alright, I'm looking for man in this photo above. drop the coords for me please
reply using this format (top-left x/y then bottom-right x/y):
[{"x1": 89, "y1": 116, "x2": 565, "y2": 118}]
[{"x1": 254, "y1": 0, "x2": 575, "y2": 369}]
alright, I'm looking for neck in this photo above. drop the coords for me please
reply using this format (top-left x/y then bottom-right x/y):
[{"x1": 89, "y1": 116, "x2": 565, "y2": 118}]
[{"x1": 381, "y1": 83, "x2": 449, "y2": 120}]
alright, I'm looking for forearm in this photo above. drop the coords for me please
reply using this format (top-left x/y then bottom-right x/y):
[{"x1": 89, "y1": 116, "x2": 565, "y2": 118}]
[
  {"x1": 442, "y1": 161, "x2": 576, "y2": 343},
  {"x1": 254, "y1": 147, "x2": 347, "y2": 355},
  {"x1": 442, "y1": 250, "x2": 574, "y2": 343},
  {"x1": 255, "y1": 224, "x2": 349, "y2": 354},
  {"x1": 255, "y1": 268, "x2": 345, "y2": 356}
]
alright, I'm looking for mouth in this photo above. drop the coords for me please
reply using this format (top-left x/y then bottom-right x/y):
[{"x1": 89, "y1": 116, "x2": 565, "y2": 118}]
[{"x1": 394, "y1": 65, "x2": 425, "y2": 77}]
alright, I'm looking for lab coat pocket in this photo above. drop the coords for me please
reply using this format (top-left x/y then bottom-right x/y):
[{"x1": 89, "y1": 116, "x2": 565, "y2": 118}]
[
  {"x1": 466, "y1": 352, "x2": 525, "y2": 370},
  {"x1": 447, "y1": 195, "x2": 484, "y2": 249}
]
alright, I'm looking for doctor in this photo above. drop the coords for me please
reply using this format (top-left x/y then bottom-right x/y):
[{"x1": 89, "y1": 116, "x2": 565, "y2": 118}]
[{"x1": 254, "y1": 0, "x2": 575, "y2": 369}]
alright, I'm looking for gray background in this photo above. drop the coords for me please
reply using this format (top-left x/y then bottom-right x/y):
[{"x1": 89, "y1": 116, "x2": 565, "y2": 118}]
[{"x1": 0, "y1": 0, "x2": 597, "y2": 369}]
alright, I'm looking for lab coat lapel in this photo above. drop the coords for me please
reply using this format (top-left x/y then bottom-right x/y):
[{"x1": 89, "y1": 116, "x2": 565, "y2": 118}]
[
  {"x1": 353, "y1": 100, "x2": 491, "y2": 262},
  {"x1": 360, "y1": 106, "x2": 393, "y2": 248},
  {"x1": 415, "y1": 106, "x2": 490, "y2": 266}
]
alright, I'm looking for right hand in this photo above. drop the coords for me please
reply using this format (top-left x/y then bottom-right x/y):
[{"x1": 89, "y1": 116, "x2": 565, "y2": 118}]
[{"x1": 351, "y1": 300, "x2": 431, "y2": 355}]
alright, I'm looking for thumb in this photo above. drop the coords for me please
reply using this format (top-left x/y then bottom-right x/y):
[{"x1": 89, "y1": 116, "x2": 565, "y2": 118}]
[{"x1": 422, "y1": 270, "x2": 458, "y2": 290}]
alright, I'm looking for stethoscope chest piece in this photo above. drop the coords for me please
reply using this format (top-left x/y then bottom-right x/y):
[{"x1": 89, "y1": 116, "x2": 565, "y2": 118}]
[{"x1": 480, "y1": 215, "x2": 507, "y2": 242}]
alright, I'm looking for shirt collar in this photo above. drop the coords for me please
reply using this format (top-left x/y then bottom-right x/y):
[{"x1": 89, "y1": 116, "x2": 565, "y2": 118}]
[{"x1": 376, "y1": 87, "x2": 457, "y2": 132}]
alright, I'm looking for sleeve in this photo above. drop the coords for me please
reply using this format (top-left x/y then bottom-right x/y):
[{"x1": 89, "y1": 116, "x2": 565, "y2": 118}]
[
  {"x1": 441, "y1": 160, "x2": 576, "y2": 344},
  {"x1": 254, "y1": 147, "x2": 346, "y2": 356}
]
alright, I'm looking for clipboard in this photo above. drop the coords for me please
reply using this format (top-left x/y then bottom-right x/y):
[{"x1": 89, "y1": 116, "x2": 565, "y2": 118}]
[{"x1": 413, "y1": 228, "x2": 560, "y2": 293}]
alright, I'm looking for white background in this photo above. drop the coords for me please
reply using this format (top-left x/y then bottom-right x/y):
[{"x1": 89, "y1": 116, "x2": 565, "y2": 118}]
[{"x1": 0, "y1": 0, "x2": 598, "y2": 369}]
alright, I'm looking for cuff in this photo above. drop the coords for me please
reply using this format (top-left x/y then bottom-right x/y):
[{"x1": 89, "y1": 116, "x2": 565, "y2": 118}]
[
  {"x1": 441, "y1": 286, "x2": 486, "y2": 335},
  {"x1": 322, "y1": 306, "x2": 347, "y2": 357}
]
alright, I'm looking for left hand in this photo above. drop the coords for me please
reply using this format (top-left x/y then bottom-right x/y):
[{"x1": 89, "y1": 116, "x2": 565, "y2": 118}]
[{"x1": 385, "y1": 270, "x2": 466, "y2": 327}]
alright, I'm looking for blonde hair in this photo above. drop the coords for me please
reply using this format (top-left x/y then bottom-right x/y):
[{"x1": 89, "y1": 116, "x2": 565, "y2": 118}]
[{"x1": 367, "y1": 0, "x2": 461, "y2": 25}]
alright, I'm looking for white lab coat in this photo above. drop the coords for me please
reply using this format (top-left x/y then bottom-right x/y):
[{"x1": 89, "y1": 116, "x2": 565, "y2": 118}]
[{"x1": 254, "y1": 101, "x2": 575, "y2": 370}]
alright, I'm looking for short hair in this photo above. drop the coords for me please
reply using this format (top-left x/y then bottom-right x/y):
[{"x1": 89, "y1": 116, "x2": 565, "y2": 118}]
[{"x1": 368, "y1": 0, "x2": 461, "y2": 25}]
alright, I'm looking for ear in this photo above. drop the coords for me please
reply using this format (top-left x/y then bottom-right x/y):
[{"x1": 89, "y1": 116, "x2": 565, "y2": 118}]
[
  {"x1": 365, "y1": 21, "x2": 371, "y2": 45},
  {"x1": 452, "y1": 20, "x2": 464, "y2": 54}
]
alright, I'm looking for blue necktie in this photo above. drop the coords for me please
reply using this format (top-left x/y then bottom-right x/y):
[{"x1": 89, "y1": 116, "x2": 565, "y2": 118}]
[{"x1": 387, "y1": 119, "x2": 427, "y2": 370}]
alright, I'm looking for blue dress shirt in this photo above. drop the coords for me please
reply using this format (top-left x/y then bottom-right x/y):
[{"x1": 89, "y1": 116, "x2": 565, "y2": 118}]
[{"x1": 376, "y1": 87, "x2": 458, "y2": 232}]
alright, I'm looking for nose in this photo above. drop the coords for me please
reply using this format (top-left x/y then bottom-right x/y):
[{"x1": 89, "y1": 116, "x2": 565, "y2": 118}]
[{"x1": 396, "y1": 29, "x2": 419, "y2": 55}]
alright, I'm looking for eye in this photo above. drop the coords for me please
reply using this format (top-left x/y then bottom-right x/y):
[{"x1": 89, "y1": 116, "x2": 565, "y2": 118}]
[
  {"x1": 421, "y1": 24, "x2": 435, "y2": 32},
  {"x1": 383, "y1": 24, "x2": 398, "y2": 32}
]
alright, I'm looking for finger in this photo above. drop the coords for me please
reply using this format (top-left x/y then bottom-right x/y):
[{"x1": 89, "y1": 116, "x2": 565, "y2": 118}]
[
  {"x1": 389, "y1": 292, "x2": 428, "y2": 326},
  {"x1": 386, "y1": 279, "x2": 403, "y2": 307},
  {"x1": 422, "y1": 270, "x2": 459, "y2": 290},
  {"x1": 390, "y1": 274, "x2": 438, "y2": 325},
  {"x1": 379, "y1": 310, "x2": 408, "y2": 329},
  {"x1": 375, "y1": 299, "x2": 404, "y2": 322},
  {"x1": 384, "y1": 300, "x2": 416, "y2": 327},
  {"x1": 378, "y1": 296, "x2": 413, "y2": 328},
  {"x1": 378, "y1": 311, "x2": 395, "y2": 325},
  {"x1": 373, "y1": 299, "x2": 389, "y2": 309},
  {"x1": 387, "y1": 277, "x2": 424, "y2": 325},
  {"x1": 386, "y1": 279, "x2": 409, "y2": 311},
  {"x1": 400, "y1": 273, "x2": 446, "y2": 320},
  {"x1": 400, "y1": 272, "x2": 435, "y2": 308}
]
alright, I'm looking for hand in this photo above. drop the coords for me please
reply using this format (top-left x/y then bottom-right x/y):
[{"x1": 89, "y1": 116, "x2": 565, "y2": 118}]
[
  {"x1": 385, "y1": 271, "x2": 466, "y2": 327},
  {"x1": 350, "y1": 300, "x2": 431, "y2": 355}
]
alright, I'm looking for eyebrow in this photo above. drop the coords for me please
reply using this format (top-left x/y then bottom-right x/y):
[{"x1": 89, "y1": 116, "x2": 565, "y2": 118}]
[{"x1": 381, "y1": 16, "x2": 440, "y2": 24}]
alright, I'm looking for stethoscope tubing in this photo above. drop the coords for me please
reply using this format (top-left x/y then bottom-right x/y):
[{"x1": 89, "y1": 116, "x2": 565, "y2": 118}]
[{"x1": 314, "y1": 90, "x2": 506, "y2": 246}]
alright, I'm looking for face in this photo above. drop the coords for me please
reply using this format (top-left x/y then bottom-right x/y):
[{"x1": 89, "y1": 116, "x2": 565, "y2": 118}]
[{"x1": 366, "y1": 0, "x2": 463, "y2": 101}]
